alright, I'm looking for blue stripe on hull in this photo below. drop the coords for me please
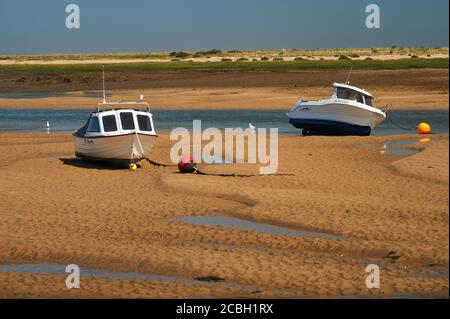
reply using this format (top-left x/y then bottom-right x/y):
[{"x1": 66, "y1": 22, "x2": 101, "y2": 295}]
[{"x1": 289, "y1": 118, "x2": 371, "y2": 136}]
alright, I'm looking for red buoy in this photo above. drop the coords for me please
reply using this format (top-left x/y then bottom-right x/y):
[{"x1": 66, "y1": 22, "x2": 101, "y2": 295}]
[{"x1": 178, "y1": 156, "x2": 197, "y2": 173}]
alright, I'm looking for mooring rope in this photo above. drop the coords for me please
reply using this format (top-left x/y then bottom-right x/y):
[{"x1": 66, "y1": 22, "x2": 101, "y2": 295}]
[
  {"x1": 385, "y1": 113, "x2": 416, "y2": 131},
  {"x1": 135, "y1": 133, "x2": 177, "y2": 167},
  {"x1": 194, "y1": 168, "x2": 255, "y2": 177},
  {"x1": 194, "y1": 168, "x2": 295, "y2": 178},
  {"x1": 145, "y1": 157, "x2": 177, "y2": 168}
]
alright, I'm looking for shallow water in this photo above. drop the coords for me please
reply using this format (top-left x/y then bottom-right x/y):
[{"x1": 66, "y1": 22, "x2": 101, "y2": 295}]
[
  {"x1": 0, "y1": 109, "x2": 448, "y2": 136},
  {"x1": 356, "y1": 137, "x2": 448, "y2": 156},
  {"x1": 175, "y1": 215, "x2": 340, "y2": 239},
  {"x1": 409, "y1": 265, "x2": 449, "y2": 280},
  {"x1": 2, "y1": 263, "x2": 180, "y2": 283},
  {"x1": 1, "y1": 262, "x2": 260, "y2": 294},
  {"x1": 383, "y1": 139, "x2": 422, "y2": 155}
]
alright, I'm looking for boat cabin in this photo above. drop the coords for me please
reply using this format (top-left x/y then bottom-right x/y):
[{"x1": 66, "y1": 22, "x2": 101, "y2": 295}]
[
  {"x1": 75, "y1": 102, "x2": 156, "y2": 138},
  {"x1": 332, "y1": 83, "x2": 374, "y2": 106}
]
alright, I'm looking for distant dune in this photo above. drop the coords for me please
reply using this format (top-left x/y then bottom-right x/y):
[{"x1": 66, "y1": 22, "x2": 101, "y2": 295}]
[{"x1": 0, "y1": 47, "x2": 448, "y2": 65}]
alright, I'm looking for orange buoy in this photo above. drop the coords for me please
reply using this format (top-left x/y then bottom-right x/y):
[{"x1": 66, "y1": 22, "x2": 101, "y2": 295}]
[{"x1": 417, "y1": 122, "x2": 431, "y2": 134}]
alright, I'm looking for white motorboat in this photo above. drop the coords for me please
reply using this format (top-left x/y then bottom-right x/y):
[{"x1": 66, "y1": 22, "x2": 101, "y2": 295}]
[
  {"x1": 287, "y1": 82, "x2": 386, "y2": 136},
  {"x1": 73, "y1": 97, "x2": 157, "y2": 167}
]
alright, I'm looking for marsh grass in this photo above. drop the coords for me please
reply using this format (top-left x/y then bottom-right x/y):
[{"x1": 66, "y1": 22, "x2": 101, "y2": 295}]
[{"x1": 0, "y1": 58, "x2": 447, "y2": 74}]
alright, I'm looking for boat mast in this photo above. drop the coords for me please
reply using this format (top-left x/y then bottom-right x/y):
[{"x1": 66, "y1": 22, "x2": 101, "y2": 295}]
[
  {"x1": 102, "y1": 65, "x2": 106, "y2": 103},
  {"x1": 345, "y1": 65, "x2": 353, "y2": 84}
]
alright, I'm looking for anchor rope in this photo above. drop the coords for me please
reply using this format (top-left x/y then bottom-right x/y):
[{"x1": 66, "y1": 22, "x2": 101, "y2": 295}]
[
  {"x1": 194, "y1": 168, "x2": 295, "y2": 178},
  {"x1": 385, "y1": 113, "x2": 416, "y2": 131},
  {"x1": 135, "y1": 133, "x2": 176, "y2": 167}
]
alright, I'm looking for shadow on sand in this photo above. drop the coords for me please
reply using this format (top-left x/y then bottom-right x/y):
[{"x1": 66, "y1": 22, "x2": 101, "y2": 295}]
[{"x1": 59, "y1": 157, "x2": 139, "y2": 170}]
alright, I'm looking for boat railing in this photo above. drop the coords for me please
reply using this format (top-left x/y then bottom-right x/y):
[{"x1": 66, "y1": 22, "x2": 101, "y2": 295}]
[{"x1": 96, "y1": 101, "x2": 151, "y2": 112}]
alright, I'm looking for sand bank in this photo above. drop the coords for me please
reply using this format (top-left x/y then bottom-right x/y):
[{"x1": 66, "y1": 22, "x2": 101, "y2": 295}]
[{"x1": 0, "y1": 132, "x2": 448, "y2": 298}]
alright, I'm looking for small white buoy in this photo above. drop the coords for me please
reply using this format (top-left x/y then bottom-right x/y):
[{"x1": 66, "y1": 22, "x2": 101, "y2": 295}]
[
  {"x1": 140, "y1": 94, "x2": 144, "y2": 101},
  {"x1": 46, "y1": 121, "x2": 50, "y2": 128},
  {"x1": 249, "y1": 123, "x2": 256, "y2": 133}
]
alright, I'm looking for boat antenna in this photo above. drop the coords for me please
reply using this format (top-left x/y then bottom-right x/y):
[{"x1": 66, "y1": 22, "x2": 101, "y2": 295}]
[
  {"x1": 345, "y1": 65, "x2": 353, "y2": 84},
  {"x1": 102, "y1": 65, "x2": 106, "y2": 103}
]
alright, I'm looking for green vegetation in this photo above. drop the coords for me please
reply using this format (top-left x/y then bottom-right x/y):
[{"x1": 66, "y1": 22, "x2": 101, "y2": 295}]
[
  {"x1": 1, "y1": 58, "x2": 446, "y2": 74},
  {"x1": 169, "y1": 51, "x2": 190, "y2": 58},
  {"x1": 195, "y1": 49, "x2": 222, "y2": 56},
  {"x1": 338, "y1": 55, "x2": 352, "y2": 61}
]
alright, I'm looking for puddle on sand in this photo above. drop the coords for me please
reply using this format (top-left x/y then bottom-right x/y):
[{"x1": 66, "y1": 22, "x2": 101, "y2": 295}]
[
  {"x1": 1, "y1": 263, "x2": 256, "y2": 292},
  {"x1": 383, "y1": 139, "x2": 420, "y2": 156},
  {"x1": 175, "y1": 215, "x2": 340, "y2": 239},
  {"x1": 2, "y1": 263, "x2": 179, "y2": 283},
  {"x1": 409, "y1": 264, "x2": 449, "y2": 280},
  {"x1": 356, "y1": 137, "x2": 448, "y2": 157}
]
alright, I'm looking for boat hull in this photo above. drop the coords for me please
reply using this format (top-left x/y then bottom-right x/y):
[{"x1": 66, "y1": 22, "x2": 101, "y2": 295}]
[
  {"x1": 288, "y1": 100, "x2": 386, "y2": 136},
  {"x1": 73, "y1": 133, "x2": 156, "y2": 167},
  {"x1": 289, "y1": 118, "x2": 372, "y2": 136}
]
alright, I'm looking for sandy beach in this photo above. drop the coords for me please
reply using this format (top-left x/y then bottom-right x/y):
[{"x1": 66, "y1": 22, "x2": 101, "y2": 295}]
[
  {"x1": 0, "y1": 55, "x2": 448, "y2": 299},
  {"x1": 0, "y1": 0, "x2": 448, "y2": 304},
  {"x1": 0, "y1": 131, "x2": 448, "y2": 298}
]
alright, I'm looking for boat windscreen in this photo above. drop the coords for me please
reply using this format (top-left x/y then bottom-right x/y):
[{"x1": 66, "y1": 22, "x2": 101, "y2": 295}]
[
  {"x1": 120, "y1": 112, "x2": 135, "y2": 130},
  {"x1": 87, "y1": 117, "x2": 100, "y2": 132},
  {"x1": 137, "y1": 115, "x2": 152, "y2": 132},
  {"x1": 337, "y1": 87, "x2": 370, "y2": 105},
  {"x1": 337, "y1": 88, "x2": 359, "y2": 100},
  {"x1": 102, "y1": 115, "x2": 118, "y2": 132}
]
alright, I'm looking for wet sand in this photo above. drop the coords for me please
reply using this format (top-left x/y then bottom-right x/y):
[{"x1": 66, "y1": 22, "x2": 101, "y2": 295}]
[
  {"x1": 0, "y1": 69, "x2": 448, "y2": 110},
  {"x1": 0, "y1": 132, "x2": 448, "y2": 298}
]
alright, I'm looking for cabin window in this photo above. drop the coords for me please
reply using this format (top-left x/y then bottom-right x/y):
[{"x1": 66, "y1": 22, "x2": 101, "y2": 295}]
[
  {"x1": 337, "y1": 88, "x2": 358, "y2": 100},
  {"x1": 102, "y1": 115, "x2": 118, "y2": 132},
  {"x1": 87, "y1": 117, "x2": 100, "y2": 132},
  {"x1": 356, "y1": 94, "x2": 364, "y2": 104},
  {"x1": 365, "y1": 97, "x2": 373, "y2": 106},
  {"x1": 120, "y1": 112, "x2": 135, "y2": 130},
  {"x1": 137, "y1": 115, "x2": 152, "y2": 132}
]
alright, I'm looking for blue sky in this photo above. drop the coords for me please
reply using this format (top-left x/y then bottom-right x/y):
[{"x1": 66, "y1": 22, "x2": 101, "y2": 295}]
[{"x1": 0, "y1": 0, "x2": 448, "y2": 54}]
